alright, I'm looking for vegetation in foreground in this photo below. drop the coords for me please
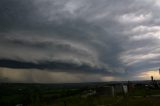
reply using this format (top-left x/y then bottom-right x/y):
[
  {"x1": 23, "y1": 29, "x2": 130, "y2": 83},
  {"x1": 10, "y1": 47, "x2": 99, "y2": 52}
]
[{"x1": 1, "y1": 83, "x2": 160, "y2": 106}]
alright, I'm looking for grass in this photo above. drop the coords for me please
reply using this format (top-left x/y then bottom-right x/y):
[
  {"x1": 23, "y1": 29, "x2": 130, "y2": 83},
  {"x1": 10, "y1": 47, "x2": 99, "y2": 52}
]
[
  {"x1": 46, "y1": 95, "x2": 160, "y2": 106},
  {"x1": 1, "y1": 84, "x2": 160, "y2": 106}
]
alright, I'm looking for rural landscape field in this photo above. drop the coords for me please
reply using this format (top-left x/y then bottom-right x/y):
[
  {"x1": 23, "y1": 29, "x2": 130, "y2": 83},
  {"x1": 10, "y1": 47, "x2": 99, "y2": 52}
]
[{"x1": 1, "y1": 81, "x2": 160, "y2": 106}]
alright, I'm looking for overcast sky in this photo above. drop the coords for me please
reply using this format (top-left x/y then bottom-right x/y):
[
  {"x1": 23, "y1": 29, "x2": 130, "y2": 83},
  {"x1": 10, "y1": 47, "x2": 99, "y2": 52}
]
[{"x1": 0, "y1": 0, "x2": 160, "y2": 83}]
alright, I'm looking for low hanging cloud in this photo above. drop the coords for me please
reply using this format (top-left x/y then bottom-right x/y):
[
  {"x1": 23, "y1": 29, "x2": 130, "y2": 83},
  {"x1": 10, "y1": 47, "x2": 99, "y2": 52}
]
[{"x1": 0, "y1": 0, "x2": 160, "y2": 82}]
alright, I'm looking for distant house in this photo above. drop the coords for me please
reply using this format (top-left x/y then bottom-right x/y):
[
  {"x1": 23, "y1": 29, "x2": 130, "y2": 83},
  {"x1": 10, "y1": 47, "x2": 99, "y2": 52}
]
[{"x1": 95, "y1": 84, "x2": 128, "y2": 96}]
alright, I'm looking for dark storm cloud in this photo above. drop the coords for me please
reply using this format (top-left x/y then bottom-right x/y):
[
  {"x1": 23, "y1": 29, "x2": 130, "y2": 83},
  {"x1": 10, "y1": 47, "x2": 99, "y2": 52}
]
[
  {"x1": 0, "y1": 0, "x2": 126, "y2": 74},
  {"x1": 0, "y1": 0, "x2": 36, "y2": 31},
  {"x1": 0, "y1": 59, "x2": 113, "y2": 75},
  {"x1": 0, "y1": 0, "x2": 160, "y2": 82}
]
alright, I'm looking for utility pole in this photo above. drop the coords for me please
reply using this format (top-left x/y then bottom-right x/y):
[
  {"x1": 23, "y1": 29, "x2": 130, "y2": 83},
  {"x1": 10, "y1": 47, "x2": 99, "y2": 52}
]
[{"x1": 151, "y1": 76, "x2": 154, "y2": 83}]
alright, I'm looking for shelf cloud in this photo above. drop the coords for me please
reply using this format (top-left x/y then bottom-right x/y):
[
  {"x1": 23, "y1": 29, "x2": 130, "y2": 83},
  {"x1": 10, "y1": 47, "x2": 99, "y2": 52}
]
[{"x1": 0, "y1": 0, "x2": 160, "y2": 82}]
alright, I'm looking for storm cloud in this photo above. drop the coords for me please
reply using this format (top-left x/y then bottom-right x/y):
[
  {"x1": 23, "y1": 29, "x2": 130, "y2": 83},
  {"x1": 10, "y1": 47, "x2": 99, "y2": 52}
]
[{"x1": 0, "y1": 0, "x2": 160, "y2": 82}]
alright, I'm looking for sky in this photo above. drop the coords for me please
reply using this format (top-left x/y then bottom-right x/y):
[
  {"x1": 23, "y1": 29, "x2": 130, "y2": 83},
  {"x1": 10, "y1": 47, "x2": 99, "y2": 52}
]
[{"x1": 0, "y1": 0, "x2": 160, "y2": 83}]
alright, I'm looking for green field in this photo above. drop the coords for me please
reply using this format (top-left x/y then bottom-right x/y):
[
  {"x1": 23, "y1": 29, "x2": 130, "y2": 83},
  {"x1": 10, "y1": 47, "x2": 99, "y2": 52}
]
[{"x1": 1, "y1": 83, "x2": 160, "y2": 106}]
